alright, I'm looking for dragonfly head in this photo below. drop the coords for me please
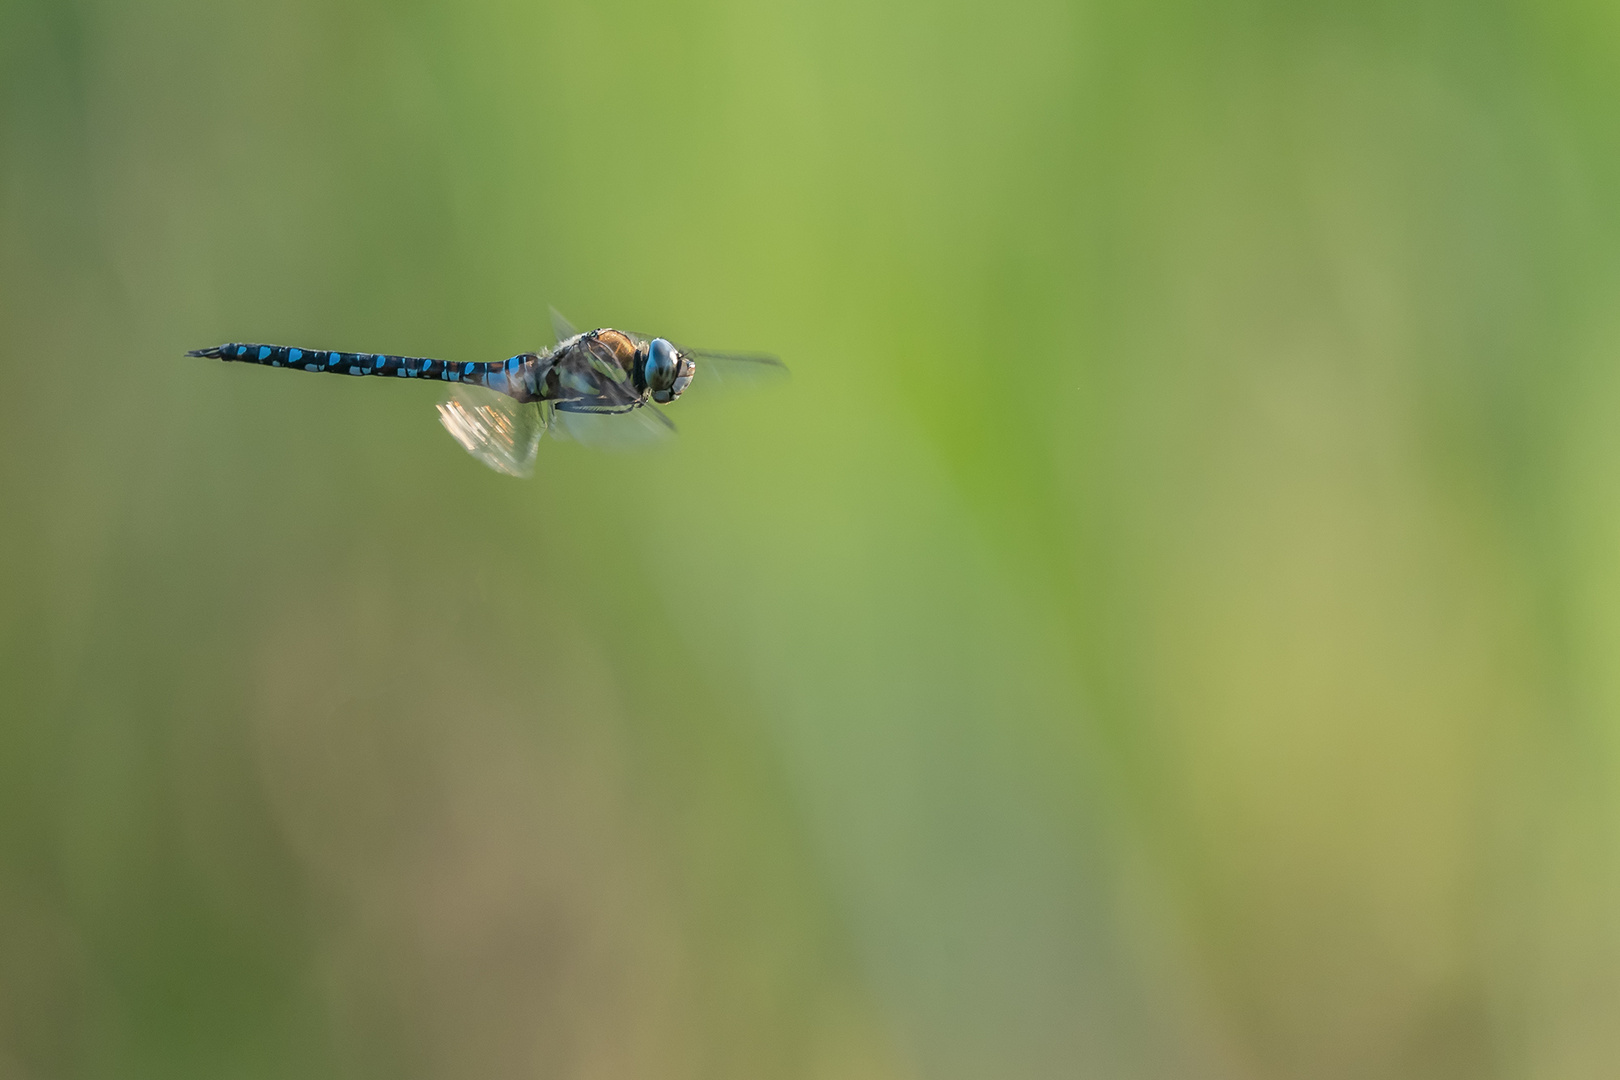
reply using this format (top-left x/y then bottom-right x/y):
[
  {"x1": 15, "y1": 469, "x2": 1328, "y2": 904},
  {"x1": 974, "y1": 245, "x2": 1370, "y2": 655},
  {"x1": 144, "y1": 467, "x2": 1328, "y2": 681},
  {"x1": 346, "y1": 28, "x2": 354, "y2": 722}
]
[{"x1": 643, "y1": 338, "x2": 696, "y2": 403}]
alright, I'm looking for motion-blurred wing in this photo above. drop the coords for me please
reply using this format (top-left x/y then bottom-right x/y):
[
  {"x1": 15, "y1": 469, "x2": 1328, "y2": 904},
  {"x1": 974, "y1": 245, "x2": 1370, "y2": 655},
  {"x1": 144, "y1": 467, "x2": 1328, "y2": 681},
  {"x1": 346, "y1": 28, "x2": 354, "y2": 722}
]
[
  {"x1": 551, "y1": 339, "x2": 640, "y2": 402},
  {"x1": 552, "y1": 401, "x2": 675, "y2": 451},
  {"x1": 435, "y1": 384, "x2": 549, "y2": 477},
  {"x1": 687, "y1": 348, "x2": 789, "y2": 392},
  {"x1": 550, "y1": 306, "x2": 578, "y2": 345}
]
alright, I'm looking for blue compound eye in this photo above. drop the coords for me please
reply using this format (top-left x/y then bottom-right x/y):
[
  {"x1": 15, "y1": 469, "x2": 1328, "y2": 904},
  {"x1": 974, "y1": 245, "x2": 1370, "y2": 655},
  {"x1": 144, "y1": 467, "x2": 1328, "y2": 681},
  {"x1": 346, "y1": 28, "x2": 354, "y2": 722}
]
[{"x1": 644, "y1": 338, "x2": 678, "y2": 392}]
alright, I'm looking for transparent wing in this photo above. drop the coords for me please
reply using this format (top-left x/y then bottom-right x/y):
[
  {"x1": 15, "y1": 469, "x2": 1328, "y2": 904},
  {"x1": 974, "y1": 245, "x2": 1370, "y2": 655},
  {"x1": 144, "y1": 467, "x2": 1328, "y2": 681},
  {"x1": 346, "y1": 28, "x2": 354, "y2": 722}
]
[
  {"x1": 582, "y1": 337, "x2": 634, "y2": 385},
  {"x1": 435, "y1": 384, "x2": 550, "y2": 477},
  {"x1": 686, "y1": 349, "x2": 789, "y2": 394},
  {"x1": 551, "y1": 401, "x2": 675, "y2": 451},
  {"x1": 550, "y1": 306, "x2": 578, "y2": 346},
  {"x1": 550, "y1": 339, "x2": 640, "y2": 403}
]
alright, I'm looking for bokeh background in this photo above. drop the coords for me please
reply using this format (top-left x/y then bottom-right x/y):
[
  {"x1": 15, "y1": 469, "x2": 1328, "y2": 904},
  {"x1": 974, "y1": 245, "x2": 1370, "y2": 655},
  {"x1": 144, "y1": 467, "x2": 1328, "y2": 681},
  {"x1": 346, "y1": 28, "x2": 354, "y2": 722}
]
[{"x1": 5, "y1": 0, "x2": 1620, "y2": 1077}]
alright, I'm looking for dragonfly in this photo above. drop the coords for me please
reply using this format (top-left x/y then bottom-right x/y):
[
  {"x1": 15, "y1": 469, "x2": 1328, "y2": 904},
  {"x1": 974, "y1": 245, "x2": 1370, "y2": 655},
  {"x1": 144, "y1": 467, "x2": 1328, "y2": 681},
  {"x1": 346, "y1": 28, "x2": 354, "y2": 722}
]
[{"x1": 188, "y1": 308, "x2": 786, "y2": 477}]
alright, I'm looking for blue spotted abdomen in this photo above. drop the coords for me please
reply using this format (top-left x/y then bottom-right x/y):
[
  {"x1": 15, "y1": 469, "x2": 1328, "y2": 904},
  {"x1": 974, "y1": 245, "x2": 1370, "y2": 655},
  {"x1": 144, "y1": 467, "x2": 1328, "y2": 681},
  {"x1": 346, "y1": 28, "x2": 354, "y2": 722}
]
[{"x1": 188, "y1": 343, "x2": 547, "y2": 400}]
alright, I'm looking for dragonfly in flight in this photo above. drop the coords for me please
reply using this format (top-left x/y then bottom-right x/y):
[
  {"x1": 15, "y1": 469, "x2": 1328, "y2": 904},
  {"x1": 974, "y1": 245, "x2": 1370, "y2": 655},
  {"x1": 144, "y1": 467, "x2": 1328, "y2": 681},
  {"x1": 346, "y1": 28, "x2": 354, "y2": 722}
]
[{"x1": 188, "y1": 309, "x2": 786, "y2": 476}]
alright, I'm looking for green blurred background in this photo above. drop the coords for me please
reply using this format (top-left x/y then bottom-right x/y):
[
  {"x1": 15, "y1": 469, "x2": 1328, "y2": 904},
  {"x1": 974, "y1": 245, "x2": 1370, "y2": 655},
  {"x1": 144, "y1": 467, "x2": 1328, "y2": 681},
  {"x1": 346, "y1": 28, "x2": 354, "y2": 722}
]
[{"x1": 5, "y1": 0, "x2": 1620, "y2": 1077}]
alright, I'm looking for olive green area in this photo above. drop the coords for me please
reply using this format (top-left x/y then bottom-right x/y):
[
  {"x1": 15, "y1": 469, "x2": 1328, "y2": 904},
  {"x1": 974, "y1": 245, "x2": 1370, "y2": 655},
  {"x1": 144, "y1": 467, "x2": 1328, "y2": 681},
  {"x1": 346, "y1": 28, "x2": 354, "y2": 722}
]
[{"x1": 5, "y1": 0, "x2": 1620, "y2": 1077}]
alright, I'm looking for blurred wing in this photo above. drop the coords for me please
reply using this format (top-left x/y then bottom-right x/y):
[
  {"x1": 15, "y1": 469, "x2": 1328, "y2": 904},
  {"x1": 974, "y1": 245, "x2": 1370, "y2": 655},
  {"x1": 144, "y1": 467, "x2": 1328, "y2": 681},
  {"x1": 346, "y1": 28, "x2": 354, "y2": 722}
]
[
  {"x1": 685, "y1": 349, "x2": 789, "y2": 395},
  {"x1": 435, "y1": 384, "x2": 549, "y2": 477},
  {"x1": 551, "y1": 339, "x2": 639, "y2": 402},
  {"x1": 550, "y1": 307, "x2": 578, "y2": 345},
  {"x1": 552, "y1": 401, "x2": 675, "y2": 451}
]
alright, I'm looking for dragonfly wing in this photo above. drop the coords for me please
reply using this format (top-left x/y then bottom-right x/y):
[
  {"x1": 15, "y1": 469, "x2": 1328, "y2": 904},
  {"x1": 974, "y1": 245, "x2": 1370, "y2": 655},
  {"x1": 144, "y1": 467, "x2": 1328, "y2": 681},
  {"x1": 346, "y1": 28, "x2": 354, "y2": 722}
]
[
  {"x1": 645, "y1": 401, "x2": 676, "y2": 430},
  {"x1": 550, "y1": 306, "x2": 578, "y2": 346},
  {"x1": 435, "y1": 384, "x2": 549, "y2": 477},
  {"x1": 551, "y1": 341, "x2": 638, "y2": 400},
  {"x1": 551, "y1": 402, "x2": 675, "y2": 451},
  {"x1": 683, "y1": 348, "x2": 789, "y2": 397}
]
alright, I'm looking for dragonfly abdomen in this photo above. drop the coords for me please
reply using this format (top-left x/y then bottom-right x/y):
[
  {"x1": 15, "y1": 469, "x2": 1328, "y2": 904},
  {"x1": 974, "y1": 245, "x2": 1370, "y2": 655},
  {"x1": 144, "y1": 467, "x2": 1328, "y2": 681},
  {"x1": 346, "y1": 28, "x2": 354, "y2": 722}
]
[{"x1": 188, "y1": 343, "x2": 549, "y2": 399}]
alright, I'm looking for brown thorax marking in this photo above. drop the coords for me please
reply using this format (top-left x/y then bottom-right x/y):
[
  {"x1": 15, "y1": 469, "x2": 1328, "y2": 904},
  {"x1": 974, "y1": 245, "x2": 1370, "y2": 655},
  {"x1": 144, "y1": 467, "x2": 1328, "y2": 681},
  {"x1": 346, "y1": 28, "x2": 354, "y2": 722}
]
[{"x1": 592, "y1": 329, "x2": 643, "y2": 374}]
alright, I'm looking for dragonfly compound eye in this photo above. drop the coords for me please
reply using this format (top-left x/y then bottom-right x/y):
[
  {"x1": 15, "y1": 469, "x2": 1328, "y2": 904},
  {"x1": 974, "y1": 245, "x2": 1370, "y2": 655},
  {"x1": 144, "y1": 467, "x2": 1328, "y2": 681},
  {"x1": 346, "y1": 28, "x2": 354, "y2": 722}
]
[
  {"x1": 670, "y1": 353, "x2": 694, "y2": 398},
  {"x1": 645, "y1": 338, "x2": 678, "y2": 395}
]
